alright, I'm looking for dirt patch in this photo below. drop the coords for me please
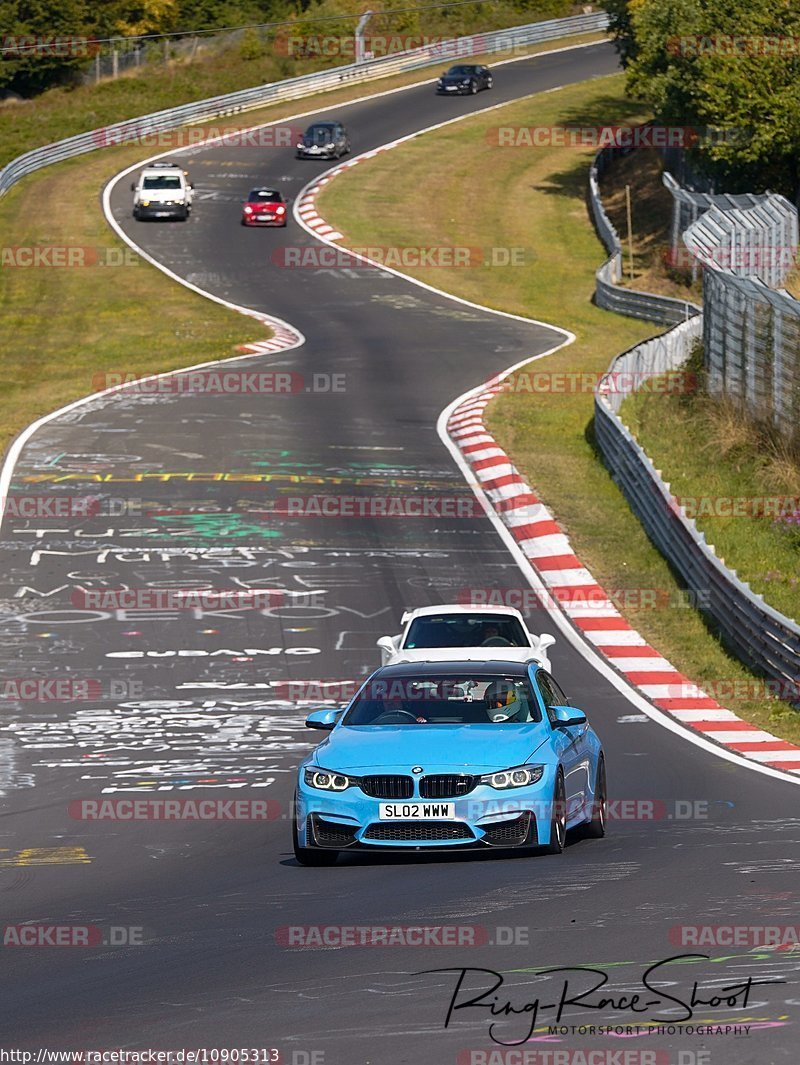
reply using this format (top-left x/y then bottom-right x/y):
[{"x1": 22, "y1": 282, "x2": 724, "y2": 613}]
[{"x1": 599, "y1": 146, "x2": 702, "y2": 301}]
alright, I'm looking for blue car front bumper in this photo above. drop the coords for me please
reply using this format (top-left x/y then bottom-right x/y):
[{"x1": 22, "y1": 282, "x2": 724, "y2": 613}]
[{"x1": 295, "y1": 770, "x2": 558, "y2": 852}]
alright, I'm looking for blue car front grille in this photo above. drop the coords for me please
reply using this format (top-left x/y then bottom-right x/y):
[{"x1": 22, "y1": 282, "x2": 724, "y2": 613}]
[
  {"x1": 359, "y1": 775, "x2": 414, "y2": 799},
  {"x1": 364, "y1": 821, "x2": 474, "y2": 842},
  {"x1": 419, "y1": 774, "x2": 478, "y2": 799}
]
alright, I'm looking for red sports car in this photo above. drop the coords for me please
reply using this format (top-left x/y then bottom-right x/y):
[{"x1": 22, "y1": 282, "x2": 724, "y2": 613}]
[{"x1": 241, "y1": 188, "x2": 287, "y2": 227}]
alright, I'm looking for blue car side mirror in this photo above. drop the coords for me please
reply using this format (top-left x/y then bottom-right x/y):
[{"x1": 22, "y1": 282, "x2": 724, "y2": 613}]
[
  {"x1": 550, "y1": 704, "x2": 587, "y2": 727},
  {"x1": 305, "y1": 708, "x2": 343, "y2": 730}
]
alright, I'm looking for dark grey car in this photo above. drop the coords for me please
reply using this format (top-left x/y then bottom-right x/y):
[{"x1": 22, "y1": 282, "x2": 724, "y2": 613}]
[
  {"x1": 296, "y1": 121, "x2": 351, "y2": 159},
  {"x1": 435, "y1": 64, "x2": 493, "y2": 95}
]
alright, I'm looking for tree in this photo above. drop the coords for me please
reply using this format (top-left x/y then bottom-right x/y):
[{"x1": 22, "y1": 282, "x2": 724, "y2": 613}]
[
  {"x1": 104, "y1": 0, "x2": 181, "y2": 37},
  {"x1": 602, "y1": 0, "x2": 800, "y2": 202},
  {"x1": 600, "y1": 0, "x2": 639, "y2": 66},
  {"x1": 0, "y1": 0, "x2": 95, "y2": 94},
  {"x1": 0, "y1": 0, "x2": 267, "y2": 94}
]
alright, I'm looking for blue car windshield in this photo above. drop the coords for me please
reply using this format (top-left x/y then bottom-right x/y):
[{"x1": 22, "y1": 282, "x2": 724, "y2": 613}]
[{"x1": 343, "y1": 675, "x2": 541, "y2": 725}]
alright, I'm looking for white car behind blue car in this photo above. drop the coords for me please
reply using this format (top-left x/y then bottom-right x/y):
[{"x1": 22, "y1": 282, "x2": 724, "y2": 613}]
[{"x1": 377, "y1": 604, "x2": 556, "y2": 670}]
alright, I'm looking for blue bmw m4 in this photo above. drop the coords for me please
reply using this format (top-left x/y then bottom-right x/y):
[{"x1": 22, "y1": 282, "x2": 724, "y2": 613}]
[{"x1": 292, "y1": 659, "x2": 606, "y2": 865}]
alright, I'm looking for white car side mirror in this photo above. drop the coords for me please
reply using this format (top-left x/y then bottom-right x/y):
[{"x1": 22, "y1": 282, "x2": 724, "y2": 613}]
[
  {"x1": 377, "y1": 634, "x2": 401, "y2": 663},
  {"x1": 538, "y1": 633, "x2": 556, "y2": 651}
]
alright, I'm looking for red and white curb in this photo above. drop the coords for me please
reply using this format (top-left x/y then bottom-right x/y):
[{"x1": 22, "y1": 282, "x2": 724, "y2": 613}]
[
  {"x1": 294, "y1": 147, "x2": 402, "y2": 245},
  {"x1": 296, "y1": 173, "x2": 345, "y2": 241},
  {"x1": 447, "y1": 384, "x2": 800, "y2": 776},
  {"x1": 234, "y1": 312, "x2": 303, "y2": 355},
  {"x1": 101, "y1": 161, "x2": 305, "y2": 363}
]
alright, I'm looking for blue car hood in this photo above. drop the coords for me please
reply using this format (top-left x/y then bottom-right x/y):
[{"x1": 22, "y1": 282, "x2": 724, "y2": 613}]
[{"x1": 311, "y1": 724, "x2": 550, "y2": 773}]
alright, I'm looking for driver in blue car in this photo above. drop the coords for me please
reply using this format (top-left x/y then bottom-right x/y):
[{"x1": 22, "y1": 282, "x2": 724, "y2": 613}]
[{"x1": 484, "y1": 680, "x2": 528, "y2": 722}]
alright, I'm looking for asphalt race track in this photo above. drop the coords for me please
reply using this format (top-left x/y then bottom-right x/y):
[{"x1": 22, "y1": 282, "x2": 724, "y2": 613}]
[{"x1": 1, "y1": 40, "x2": 799, "y2": 1063}]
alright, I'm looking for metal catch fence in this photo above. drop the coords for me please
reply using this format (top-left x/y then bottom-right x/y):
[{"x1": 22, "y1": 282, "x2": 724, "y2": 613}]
[{"x1": 682, "y1": 199, "x2": 800, "y2": 436}]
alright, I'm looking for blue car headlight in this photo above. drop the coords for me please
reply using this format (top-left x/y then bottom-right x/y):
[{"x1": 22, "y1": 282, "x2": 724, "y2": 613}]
[
  {"x1": 479, "y1": 765, "x2": 544, "y2": 790},
  {"x1": 304, "y1": 767, "x2": 355, "y2": 792}
]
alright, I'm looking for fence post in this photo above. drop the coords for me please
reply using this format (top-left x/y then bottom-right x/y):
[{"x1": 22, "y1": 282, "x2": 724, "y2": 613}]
[
  {"x1": 772, "y1": 302, "x2": 784, "y2": 428},
  {"x1": 355, "y1": 11, "x2": 374, "y2": 64}
]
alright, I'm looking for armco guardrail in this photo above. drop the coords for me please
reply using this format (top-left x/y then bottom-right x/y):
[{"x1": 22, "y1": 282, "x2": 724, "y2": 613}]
[
  {"x1": 594, "y1": 319, "x2": 800, "y2": 700},
  {"x1": 589, "y1": 141, "x2": 700, "y2": 324},
  {"x1": 0, "y1": 12, "x2": 608, "y2": 198}
]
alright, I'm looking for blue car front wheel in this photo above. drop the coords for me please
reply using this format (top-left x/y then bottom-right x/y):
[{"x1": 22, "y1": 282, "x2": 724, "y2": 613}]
[
  {"x1": 584, "y1": 756, "x2": 607, "y2": 839},
  {"x1": 543, "y1": 770, "x2": 566, "y2": 854}
]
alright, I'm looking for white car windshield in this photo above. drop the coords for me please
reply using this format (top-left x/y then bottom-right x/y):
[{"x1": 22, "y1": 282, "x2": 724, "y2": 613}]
[
  {"x1": 142, "y1": 175, "x2": 182, "y2": 190},
  {"x1": 404, "y1": 613, "x2": 528, "y2": 648}
]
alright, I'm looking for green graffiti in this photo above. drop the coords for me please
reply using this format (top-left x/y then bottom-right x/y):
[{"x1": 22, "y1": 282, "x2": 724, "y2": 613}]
[{"x1": 152, "y1": 514, "x2": 281, "y2": 539}]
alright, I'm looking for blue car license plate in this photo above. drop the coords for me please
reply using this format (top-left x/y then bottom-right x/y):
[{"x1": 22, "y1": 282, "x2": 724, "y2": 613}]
[{"x1": 379, "y1": 802, "x2": 455, "y2": 820}]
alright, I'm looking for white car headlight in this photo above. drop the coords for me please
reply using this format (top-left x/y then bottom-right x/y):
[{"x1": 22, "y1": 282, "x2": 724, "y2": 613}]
[
  {"x1": 480, "y1": 765, "x2": 544, "y2": 789},
  {"x1": 304, "y1": 767, "x2": 354, "y2": 791}
]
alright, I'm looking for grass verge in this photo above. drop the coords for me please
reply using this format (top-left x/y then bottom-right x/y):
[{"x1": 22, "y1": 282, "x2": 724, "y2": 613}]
[
  {"x1": 0, "y1": 147, "x2": 268, "y2": 461},
  {"x1": 317, "y1": 71, "x2": 800, "y2": 742},
  {"x1": 624, "y1": 373, "x2": 800, "y2": 623}
]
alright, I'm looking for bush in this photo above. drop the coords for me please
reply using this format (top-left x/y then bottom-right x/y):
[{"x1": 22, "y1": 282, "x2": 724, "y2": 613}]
[{"x1": 239, "y1": 28, "x2": 265, "y2": 61}]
